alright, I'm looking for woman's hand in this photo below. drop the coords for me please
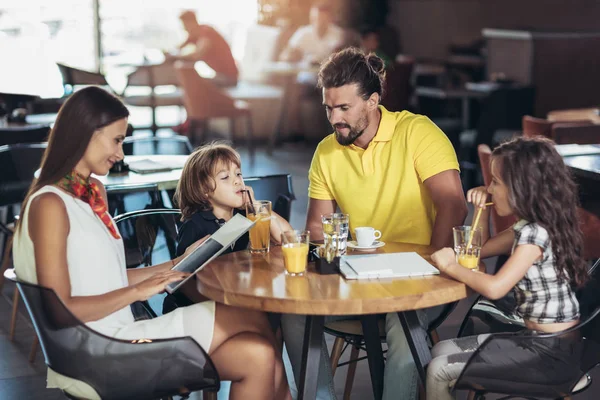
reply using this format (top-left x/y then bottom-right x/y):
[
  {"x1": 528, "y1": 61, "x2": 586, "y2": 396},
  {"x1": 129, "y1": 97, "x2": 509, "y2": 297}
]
[
  {"x1": 133, "y1": 271, "x2": 190, "y2": 301},
  {"x1": 431, "y1": 247, "x2": 457, "y2": 273},
  {"x1": 466, "y1": 186, "x2": 491, "y2": 209}
]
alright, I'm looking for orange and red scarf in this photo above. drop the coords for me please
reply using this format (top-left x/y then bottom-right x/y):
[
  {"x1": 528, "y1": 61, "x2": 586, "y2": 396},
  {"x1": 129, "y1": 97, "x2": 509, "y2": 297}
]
[{"x1": 56, "y1": 171, "x2": 121, "y2": 239}]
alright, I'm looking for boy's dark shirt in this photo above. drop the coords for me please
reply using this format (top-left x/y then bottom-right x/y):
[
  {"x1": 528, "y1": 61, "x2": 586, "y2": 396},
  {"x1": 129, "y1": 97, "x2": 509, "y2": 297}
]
[{"x1": 163, "y1": 209, "x2": 249, "y2": 313}]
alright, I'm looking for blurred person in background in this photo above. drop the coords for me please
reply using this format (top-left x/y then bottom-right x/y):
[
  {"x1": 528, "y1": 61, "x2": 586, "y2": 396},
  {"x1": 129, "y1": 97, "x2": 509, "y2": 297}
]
[
  {"x1": 280, "y1": 1, "x2": 345, "y2": 66},
  {"x1": 165, "y1": 10, "x2": 238, "y2": 87},
  {"x1": 360, "y1": 27, "x2": 391, "y2": 67}
]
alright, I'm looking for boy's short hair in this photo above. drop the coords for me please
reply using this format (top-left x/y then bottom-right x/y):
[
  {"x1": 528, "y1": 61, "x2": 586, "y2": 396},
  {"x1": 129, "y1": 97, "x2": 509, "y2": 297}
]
[{"x1": 175, "y1": 142, "x2": 241, "y2": 220}]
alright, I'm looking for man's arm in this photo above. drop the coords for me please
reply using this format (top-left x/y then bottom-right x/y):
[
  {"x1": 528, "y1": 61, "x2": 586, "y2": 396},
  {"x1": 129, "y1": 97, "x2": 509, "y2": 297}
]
[
  {"x1": 166, "y1": 38, "x2": 211, "y2": 63},
  {"x1": 424, "y1": 169, "x2": 468, "y2": 250},
  {"x1": 178, "y1": 35, "x2": 194, "y2": 50},
  {"x1": 305, "y1": 198, "x2": 337, "y2": 241}
]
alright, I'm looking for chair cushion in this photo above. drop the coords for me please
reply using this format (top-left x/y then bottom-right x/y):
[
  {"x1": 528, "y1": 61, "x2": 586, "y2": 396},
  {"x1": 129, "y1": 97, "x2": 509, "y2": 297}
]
[{"x1": 324, "y1": 318, "x2": 386, "y2": 338}]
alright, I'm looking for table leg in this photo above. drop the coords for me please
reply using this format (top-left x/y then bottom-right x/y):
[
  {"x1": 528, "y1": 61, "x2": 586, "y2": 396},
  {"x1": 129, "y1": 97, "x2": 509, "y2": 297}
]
[
  {"x1": 397, "y1": 310, "x2": 431, "y2": 387},
  {"x1": 361, "y1": 315, "x2": 385, "y2": 400},
  {"x1": 298, "y1": 315, "x2": 325, "y2": 400}
]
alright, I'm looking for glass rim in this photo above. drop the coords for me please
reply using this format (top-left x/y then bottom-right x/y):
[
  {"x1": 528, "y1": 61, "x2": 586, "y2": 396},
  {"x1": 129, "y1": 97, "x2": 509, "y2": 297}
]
[
  {"x1": 281, "y1": 229, "x2": 310, "y2": 243},
  {"x1": 453, "y1": 225, "x2": 482, "y2": 232},
  {"x1": 321, "y1": 212, "x2": 349, "y2": 219},
  {"x1": 250, "y1": 200, "x2": 271, "y2": 205},
  {"x1": 282, "y1": 229, "x2": 310, "y2": 234}
]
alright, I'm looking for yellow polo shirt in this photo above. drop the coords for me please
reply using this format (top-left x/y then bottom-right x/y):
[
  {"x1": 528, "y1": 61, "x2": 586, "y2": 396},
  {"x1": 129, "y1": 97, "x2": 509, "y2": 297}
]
[{"x1": 308, "y1": 106, "x2": 459, "y2": 245}]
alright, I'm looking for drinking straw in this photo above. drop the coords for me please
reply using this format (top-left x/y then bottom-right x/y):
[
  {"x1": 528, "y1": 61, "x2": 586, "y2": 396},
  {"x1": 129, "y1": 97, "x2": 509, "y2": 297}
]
[
  {"x1": 467, "y1": 202, "x2": 494, "y2": 249},
  {"x1": 242, "y1": 189, "x2": 256, "y2": 214}
]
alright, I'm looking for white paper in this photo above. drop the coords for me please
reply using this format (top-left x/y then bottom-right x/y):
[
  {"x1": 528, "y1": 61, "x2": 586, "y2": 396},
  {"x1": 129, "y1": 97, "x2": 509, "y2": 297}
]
[{"x1": 341, "y1": 252, "x2": 439, "y2": 279}]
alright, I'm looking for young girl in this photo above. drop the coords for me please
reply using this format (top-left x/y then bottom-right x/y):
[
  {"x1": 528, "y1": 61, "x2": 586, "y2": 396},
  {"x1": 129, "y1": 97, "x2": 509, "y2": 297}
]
[
  {"x1": 163, "y1": 142, "x2": 292, "y2": 311},
  {"x1": 427, "y1": 137, "x2": 589, "y2": 400},
  {"x1": 13, "y1": 87, "x2": 290, "y2": 400}
]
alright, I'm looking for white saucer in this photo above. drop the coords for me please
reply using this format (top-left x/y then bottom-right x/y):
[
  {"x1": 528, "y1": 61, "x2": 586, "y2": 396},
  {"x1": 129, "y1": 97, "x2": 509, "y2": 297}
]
[{"x1": 347, "y1": 240, "x2": 386, "y2": 251}]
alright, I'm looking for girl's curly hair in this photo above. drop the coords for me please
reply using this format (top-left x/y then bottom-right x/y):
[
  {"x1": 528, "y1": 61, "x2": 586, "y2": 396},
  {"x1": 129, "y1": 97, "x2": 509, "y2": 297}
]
[{"x1": 492, "y1": 136, "x2": 588, "y2": 288}]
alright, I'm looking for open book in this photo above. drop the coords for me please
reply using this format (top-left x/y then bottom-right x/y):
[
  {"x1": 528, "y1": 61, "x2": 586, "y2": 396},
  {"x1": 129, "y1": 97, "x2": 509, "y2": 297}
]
[{"x1": 165, "y1": 213, "x2": 256, "y2": 294}]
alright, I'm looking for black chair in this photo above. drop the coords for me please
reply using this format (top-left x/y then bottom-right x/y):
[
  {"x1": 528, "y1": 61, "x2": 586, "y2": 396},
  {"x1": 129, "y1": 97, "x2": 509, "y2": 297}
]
[
  {"x1": 114, "y1": 208, "x2": 182, "y2": 318},
  {"x1": 0, "y1": 143, "x2": 47, "y2": 282},
  {"x1": 326, "y1": 302, "x2": 458, "y2": 399},
  {"x1": 325, "y1": 317, "x2": 387, "y2": 399},
  {"x1": 17, "y1": 280, "x2": 220, "y2": 400},
  {"x1": 0, "y1": 143, "x2": 47, "y2": 211},
  {"x1": 107, "y1": 183, "x2": 163, "y2": 217},
  {"x1": 453, "y1": 306, "x2": 600, "y2": 400},
  {"x1": 244, "y1": 174, "x2": 295, "y2": 222},
  {"x1": 57, "y1": 63, "x2": 112, "y2": 95},
  {"x1": 123, "y1": 135, "x2": 193, "y2": 156},
  {"x1": 458, "y1": 254, "x2": 600, "y2": 339},
  {"x1": 0, "y1": 125, "x2": 50, "y2": 146},
  {"x1": 0, "y1": 143, "x2": 47, "y2": 206}
]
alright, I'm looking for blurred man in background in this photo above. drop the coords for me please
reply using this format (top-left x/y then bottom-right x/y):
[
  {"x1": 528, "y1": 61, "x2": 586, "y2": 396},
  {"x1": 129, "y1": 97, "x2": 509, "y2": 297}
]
[{"x1": 165, "y1": 10, "x2": 238, "y2": 87}]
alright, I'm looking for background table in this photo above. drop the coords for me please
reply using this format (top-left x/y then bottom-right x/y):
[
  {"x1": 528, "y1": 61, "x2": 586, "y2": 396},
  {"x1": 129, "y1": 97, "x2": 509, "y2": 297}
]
[
  {"x1": 548, "y1": 108, "x2": 600, "y2": 124},
  {"x1": 561, "y1": 151, "x2": 600, "y2": 217},
  {"x1": 96, "y1": 154, "x2": 187, "y2": 193},
  {"x1": 196, "y1": 242, "x2": 474, "y2": 399},
  {"x1": 415, "y1": 86, "x2": 488, "y2": 130}
]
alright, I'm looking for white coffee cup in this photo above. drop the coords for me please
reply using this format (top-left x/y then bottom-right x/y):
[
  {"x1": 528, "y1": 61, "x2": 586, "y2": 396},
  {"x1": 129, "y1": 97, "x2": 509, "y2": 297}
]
[{"x1": 354, "y1": 227, "x2": 382, "y2": 247}]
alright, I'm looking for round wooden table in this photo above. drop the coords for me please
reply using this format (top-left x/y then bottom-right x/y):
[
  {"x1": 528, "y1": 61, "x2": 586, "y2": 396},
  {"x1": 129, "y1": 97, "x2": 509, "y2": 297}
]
[{"x1": 196, "y1": 242, "x2": 475, "y2": 399}]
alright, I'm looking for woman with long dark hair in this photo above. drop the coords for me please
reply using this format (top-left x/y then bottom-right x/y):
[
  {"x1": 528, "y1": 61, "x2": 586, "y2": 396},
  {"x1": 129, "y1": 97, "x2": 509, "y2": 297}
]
[
  {"x1": 426, "y1": 136, "x2": 588, "y2": 400},
  {"x1": 13, "y1": 87, "x2": 290, "y2": 400}
]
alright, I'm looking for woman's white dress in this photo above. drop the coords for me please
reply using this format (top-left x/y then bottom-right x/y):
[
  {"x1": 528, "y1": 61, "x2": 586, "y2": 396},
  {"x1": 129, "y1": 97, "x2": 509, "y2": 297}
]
[{"x1": 13, "y1": 185, "x2": 215, "y2": 399}]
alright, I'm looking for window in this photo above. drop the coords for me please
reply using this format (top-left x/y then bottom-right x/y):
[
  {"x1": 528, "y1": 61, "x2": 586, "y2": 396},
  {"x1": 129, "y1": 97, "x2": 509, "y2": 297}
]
[
  {"x1": 0, "y1": 0, "x2": 258, "y2": 96},
  {"x1": 0, "y1": 0, "x2": 95, "y2": 97}
]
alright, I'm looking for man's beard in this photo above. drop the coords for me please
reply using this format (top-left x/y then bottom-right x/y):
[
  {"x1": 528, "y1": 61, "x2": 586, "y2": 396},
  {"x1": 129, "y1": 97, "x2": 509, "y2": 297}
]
[{"x1": 334, "y1": 116, "x2": 368, "y2": 146}]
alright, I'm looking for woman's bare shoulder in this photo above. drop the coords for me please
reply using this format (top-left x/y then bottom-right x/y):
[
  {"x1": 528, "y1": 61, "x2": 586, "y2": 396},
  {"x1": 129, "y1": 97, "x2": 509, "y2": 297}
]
[{"x1": 28, "y1": 191, "x2": 69, "y2": 232}]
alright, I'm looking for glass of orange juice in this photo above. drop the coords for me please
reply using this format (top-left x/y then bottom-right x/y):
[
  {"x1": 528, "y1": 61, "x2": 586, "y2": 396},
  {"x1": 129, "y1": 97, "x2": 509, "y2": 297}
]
[
  {"x1": 453, "y1": 226, "x2": 481, "y2": 270},
  {"x1": 281, "y1": 230, "x2": 310, "y2": 276},
  {"x1": 247, "y1": 200, "x2": 271, "y2": 253}
]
